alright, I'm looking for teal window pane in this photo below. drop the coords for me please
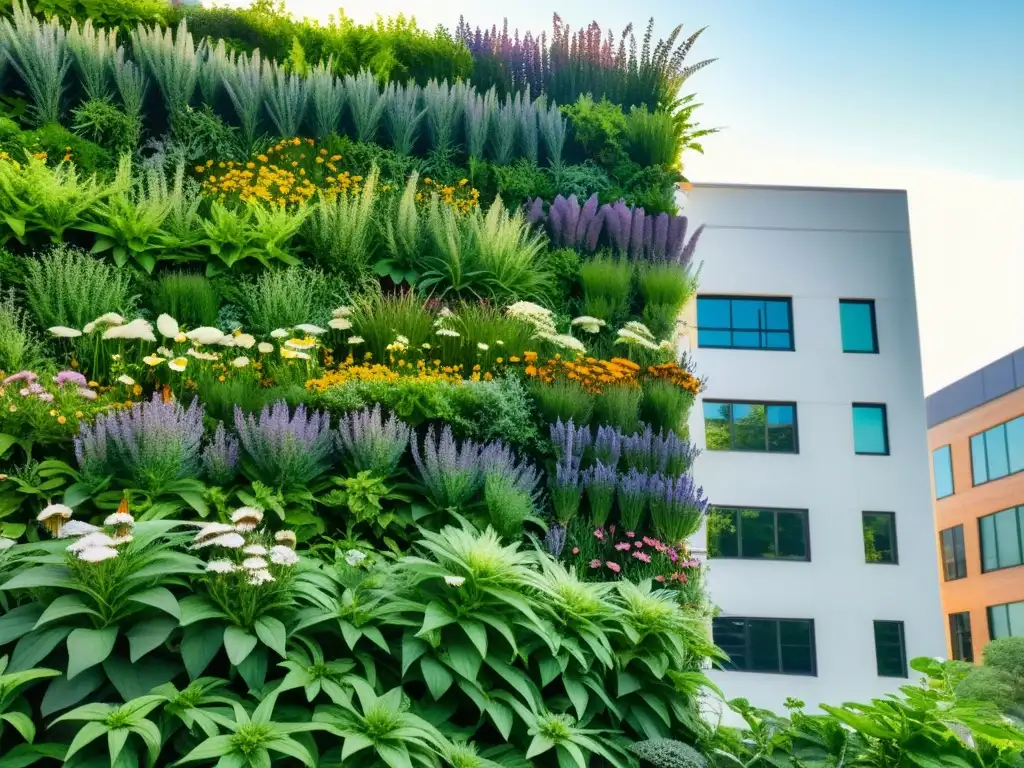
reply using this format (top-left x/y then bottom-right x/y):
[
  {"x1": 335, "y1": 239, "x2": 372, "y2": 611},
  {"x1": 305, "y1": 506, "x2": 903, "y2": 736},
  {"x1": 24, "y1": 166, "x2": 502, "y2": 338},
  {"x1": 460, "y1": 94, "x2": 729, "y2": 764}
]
[
  {"x1": 696, "y1": 296, "x2": 793, "y2": 350},
  {"x1": 986, "y1": 426, "x2": 1010, "y2": 480},
  {"x1": 994, "y1": 509, "x2": 1022, "y2": 569},
  {"x1": 1007, "y1": 417, "x2": 1024, "y2": 474},
  {"x1": 981, "y1": 516, "x2": 999, "y2": 572},
  {"x1": 991, "y1": 605, "x2": 1011, "y2": 639},
  {"x1": 853, "y1": 405, "x2": 889, "y2": 455},
  {"x1": 972, "y1": 434, "x2": 989, "y2": 485},
  {"x1": 840, "y1": 300, "x2": 878, "y2": 353},
  {"x1": 932, "y1": 445, "x2": 953, "y2": 499},
  {"x1": 1009, "y1": 602, "x2": 1024, "y2": 637}
]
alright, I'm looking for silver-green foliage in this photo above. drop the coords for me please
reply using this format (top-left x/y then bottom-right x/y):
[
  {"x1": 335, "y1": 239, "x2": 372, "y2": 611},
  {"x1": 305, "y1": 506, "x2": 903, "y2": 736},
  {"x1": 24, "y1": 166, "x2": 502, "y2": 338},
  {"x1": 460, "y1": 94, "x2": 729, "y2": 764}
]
[
  {"x1": 263, "y1": 60, "x2": 308, "y2": 138},
  {"x1": 464, "y1": 86, "x2": 495, "y2": 161},
  {"x1": 382, "y1": 172, "x2": 423, "y2": 276},
  {"x1": 538, "y1": 99, "x2": 567, "y2": 169},
  {"x1": 196, "y1": 37, "x2": 231, "y2": 103},
  {"x1": 308, "y1": 58, "x2": 345, "y2": 139},
  {"x1": 490, "y1": 93, "x2": 517, "y2": 165},
  {"x1": 67, "y1": 18, "x2": 117, "y2": 101},
  {"x1": 384, "y1": 81, "x2": 424, "y2": 156},
  {"x1": 223, "y1": 48, "x2": 264, "y2": 149},
  {"x1": 344, "y1": 69, "x2": 385, "y2": 143},
  {"x1": 1, "y1": 0, "x2": 71, "y2": 126},
  {"x1": 423, "y1": 78, "x2": 462, "y2": 154},
  {"x1": 130, "y1": 21, "x2": 199, "y2": 119},
  {"x1": 308, "y1": 167, "x2": 379, "y2": 280},
  {"x1": 113, "y1": 45, "x2": 148, "y2": 119},
  {"x1": 514, "y1": 88, "x2": 538, "y2": 164},
  {"x1": 628, "y1": 739, "x2": 709, "y2": 768},
  {"x1": 235, "y1": 265, "x2": 339, "y2": 333}
]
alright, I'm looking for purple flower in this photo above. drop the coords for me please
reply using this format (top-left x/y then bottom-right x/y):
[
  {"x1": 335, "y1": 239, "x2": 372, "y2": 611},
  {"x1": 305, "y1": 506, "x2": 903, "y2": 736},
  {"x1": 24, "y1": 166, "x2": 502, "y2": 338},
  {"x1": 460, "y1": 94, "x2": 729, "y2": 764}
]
[
  {"x1": 53, "y1": 370, "x2": 87, "y2": 387},
  {"x1": 481, "y1": 440, "x2": 542, "y2": 500},
  {"x1": 549, "y1": 418, "x2": 591, "y2": 470},
  {"x1": 648, "y1": 472, "x2": 709, "y2": 546},
  {"x1": 545, "y1": 524, "x2": 567, "y2": 557},
  {"x1": 412, "y1": 425, "x2": 486, "y2": 510},
  {"x1": 234, "y1": 401, "x2": 334, "y2": 489},
  {"x1": 550, "y1": 452, "x2": 584, "y2": 525},
  {"x1": 594, "y1": 425, "x2": 622, "y2": 469},
  {"x1": 583, "y1": 461, "x2": 617, "y2": 527},
  {"x1": 617, "y1": 468, "x2": 650, "y2": 532},
  {"x1": 623, "y1": 426, "x2": 699, "y2": 476},
  {"x1": 337, "y1": 405, "x2": 410, "y2": 478},
  {"x1": 2, "y1": 371, "x2": 37, "y2": 386},
  {"x1": 203, "y1": 422, "x2": 239, "y2": 486}
]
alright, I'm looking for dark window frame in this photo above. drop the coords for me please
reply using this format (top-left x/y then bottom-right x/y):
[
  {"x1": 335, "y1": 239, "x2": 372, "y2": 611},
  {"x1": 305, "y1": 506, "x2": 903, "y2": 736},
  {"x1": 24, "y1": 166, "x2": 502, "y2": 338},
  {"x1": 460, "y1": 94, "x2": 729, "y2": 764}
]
[
  {"x1": 940, "y1": 524, "x2": 967, "y2": 581},
  {"x1": 839, "y1": 298, "x2": 879, "y2": 354},
  {"x1": 862, "y1": 511, "x2": 899, "y2": 565},
  {"x1": 932, "y1": 444, "x2": 954, "y2": 499},
  {"x1": 696, "y1": 295, "x2": 796, "y2": 352},
  {"x1": 970, "y1": 415, "x2": 1024, "y2": 487},
  {"x1": 853, "y1": 403, "x2": 890, "y2": 456},
  {"x1": 978, "y1": 506, "x2": 1024, "y2": 573},
  {"x1": 986, "y1": 600, "x2": 1024, "y2": 641},
  {"x1": 712, "y1": 616, "x2": 818, "y2": 676},
  {"x1": 873, "y1": 620, "x2": 908, "y2": 678},
  {"x1": 709, "y1": 506, "x2": 811, "y2": 562},
  {"x1": 703, "y1": 399, "x2": 800, "y2": 454},
  {"x1": 949, "y1": 612, "x2": 973, "y2": 662}
]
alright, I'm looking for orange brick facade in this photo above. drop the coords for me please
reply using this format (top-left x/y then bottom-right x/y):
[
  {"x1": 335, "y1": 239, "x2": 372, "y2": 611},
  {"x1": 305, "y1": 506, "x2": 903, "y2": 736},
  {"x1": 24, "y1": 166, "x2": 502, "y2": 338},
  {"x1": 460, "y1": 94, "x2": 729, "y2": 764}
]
[{"x1": 929, "y1": 387, "x2": 1024, "y2": 659}]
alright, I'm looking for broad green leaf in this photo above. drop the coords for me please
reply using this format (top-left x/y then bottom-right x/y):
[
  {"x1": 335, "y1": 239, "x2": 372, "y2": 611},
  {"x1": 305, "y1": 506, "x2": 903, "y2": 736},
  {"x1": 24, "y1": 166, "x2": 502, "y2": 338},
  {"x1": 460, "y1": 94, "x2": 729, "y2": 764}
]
[
  {"x1": 417, "y1": 602, "x2": 455, "y2": 636},
  {"x1": 35, "y1": 595, "x2": 100, "y2": 628},
  {"x1": 175, "y1": 734, "x2": 235, "y2": 763},
  {"x1": 420, "y1": 655, "x2": 453, "y2": 700},
  {"x1": 461, "y1": 620, "x2": 488, "y2": 659},
  {"x1": 128, "y1": 587, "x2": 181, "y2": 619},
  {"x1": 181, "y1": 622, "x2": 223, "y2": 679},
  {"x1": 563, "y1": 676, "x2": 589, "y2": 720},
  {"x1": 266, "y1": 736, "x2": 316, "y2": 767},
  {"x1": 617, "y1": 671, "x2": 642, "y2": 697},
  {"x1": 1, "y1": 565, "x2": 76, "y2": 592},
  {"x1": 223, "y1": 626, "x2": 257, "y2": 666},
  {"x1": 377, "y1": 742, "x2": 413, "y2": 768},
  {"x1": 401, "y1": 633, "x2": 429, "y2": 677},
  {"x1": 8, "y1": 625, "x2": 72, "y2": 673},
  {"x1": 0, "y1": 710, "x2": 34, "y2": 742},
  {"x1": 104, "y1": 655, "x2": 179, "y2": 701},
  {"x1": 178, "y1": 596, "x2": 227, "y2": 626},
  {"x1": 127, "y1": 617, "x2": 178, "y2": 662},
  {"x1": 254, "y1": 616, "x2": 287, "y2": 657},
  {"x1": 340, "y1": 733, "x2": 374, "y2": 760},
  {"x1": 0, "y1": 604, "x2": 44, "y2": 646},
  {"x1": 486, "y1": 700, "x2": 513, "y2": 740},
  {"x1": 64, "y1": 720, "x2": 107, "y2": 762},
  {"x1": 0, "y1": 433, "x2": 18, "y2": 457},
  {"x1": 107, "y1": 728, "x2": 130, "y2": 766},
  {"x1": 236, "y1": 646, "x2": 269, "y2": 692},
  {"x1": 66, "y1": 626, "x2": 118, "y2": 680},
  {"x1": 526, "y1": 735, "x2": 555, "y2": 759},
  {"x1": 40, "y1": 667, "x2": 105, "y2": 716},
  {"x1": 444, "y1": 640, "x2": 482, "y2": 681}
]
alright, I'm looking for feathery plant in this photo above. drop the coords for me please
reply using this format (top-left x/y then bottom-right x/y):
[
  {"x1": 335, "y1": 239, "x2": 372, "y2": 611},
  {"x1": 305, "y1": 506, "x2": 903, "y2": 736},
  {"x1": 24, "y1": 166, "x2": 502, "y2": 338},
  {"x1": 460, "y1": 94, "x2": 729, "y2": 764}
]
[
  {"x1": 309, "y1": 58, "x2": 345, "y2": 139},
  {"x1": 67, "y1": 18, "x2": 117, "y2": 102},
  {"x1": 223, "y1": 48, "x2": 264, "y2": 150},
  {"x1": 235, "y1": 265, "x2": 340, "y2": 333},
  {"x1": 308, "y1": 166, "x2": 379, "y2": 281},
  {"x1": 263, "y1": 60, "x2": 308, "y2": 138},
  {"x1": 463, "y1": 86, "x2": 495, "y2": 161},
  {"x1": 1, "y1": 0, "x2": 71, "y2": 126},
  {"x1": 538, "y1": 99, "x2": 567, "y2": 171},
  {"x1": 0, "y1": 287, "x2": 47, "y2": 372},
  {"x1": 423, "y1": 78, "x2": 462, "y2": 155},
  {"x1": 383, "y1": 81, "x2": 425, "y2": 156},
  {"x1": 580, "y1": 254, "x2": 634, "y2": 323},
  {"x1": 624, "y1": 105, "x2": 682, "y2": 168},
  {"x1": 130, "y1": 21, "x2": 199, "y2": 120},
  {"x1": 467, "y1": 196, "x2": 552, "y2": 304},
  {"x1": 381, "y1": 171, "x2": 423, "y2": 279},
  {"x1": 151, "y1": 271, "x2": 220, "y2": 327},
  {"x1": 345, "y1": 69, "x2": 385, "y2": 143},
  {"x1": 490, "y1": 93, "x2": 517, "y2": 165},
  {"x1": 514, "y1": 88, "x2": 539, "y2": 163},
  {"x1": 113, "y1": 45, "x2": 148, "y2": 121},
  {"x1": 196, "y1": 37, "x2": 231, "y2": 103}
]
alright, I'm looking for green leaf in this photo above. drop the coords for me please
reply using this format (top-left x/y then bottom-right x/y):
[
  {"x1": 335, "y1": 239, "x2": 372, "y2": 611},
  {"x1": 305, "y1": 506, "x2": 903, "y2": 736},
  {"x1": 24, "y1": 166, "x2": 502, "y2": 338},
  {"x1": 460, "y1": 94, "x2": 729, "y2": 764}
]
[
  {"x1": 1, "y1": 565, "x2": 75, "y2": 591},
  {"x1": 253, "y1": 616, "x2": 287, "y2": 657},
  {"x1": 175, "y1": 734, "x2": 235, "y2": 763},
  {"x1": 35, "y1": 595, "x2": 100, "y2": 628},
  {"x1": 617, "y1": 671, "x2": 642, "y2": 697},
  {"x1": 180, "y1": 622, "x2": 223, "y2": 679},
  {"x1": 64, "y1": 720, "x2": 107, "y2": 762},
  {"x1": 486, "y1": 700, "x2": 513, "y2": 740},
  {"x1": 178, "y1": 596, "x2": 227, "y2": 626},
  {"x1": 103, "y1": 655, "x2": 178, "y2": 701},
  {"x1": 266, "y1": 736, "x2": 316, "y2": 767},
  {"x1": 127, "y1": 617, "x2": 178, "y2": 662},
  {"x1": 420, "y1": 655, "x2": 453, "y2": 700},
  {"x1": 40, "y1": 667, "x2": 105, "y2": 716},
  {"x1": 4, "y1": 216, "x2": 25, "y2": 238},
  {"x1": 401, "y1": 633, "x2": 429, "y2": 676},
  {"x1": 526, "y1": 735, "x2": 555, "y2": 759},
  {"x1": 417, "y1": 602, "x2": 455, "y2": 636},
  {"x1": 236, "y1": 646, "x2": 268, "y2": 692},
  {"x1": 461, "y1": 620, "x2": 488, "y2": 659},
  {"x1": 66, "y1": 626, "x2": 118, "y2": 680},
  {"x1": 377, "y1": 743, "x2": 413, "y2": 768},
  {"x1": 8, "y1": 625, "x2": 72, "y2": 673},
  {"x1": 177, "y1": 491, "x2": 208, "y2": 516},
  {"x1": 62, "y1": 483, "x2": 92, "y2": 507},
  {"x1": 224, "y1": 626, "x2": 257, "y2": 666},
  {"x1": 128, "y1": 587, "x2": 181, "y2": 619},
  {"x1": 1, "y1": 711, "x2": 35, "y2": 742},
  {"x1": 340, "y1": 733, "x2": 374, "y2": 760},
  {"x1": 107, "y1": 728, "x2": 130, "y2": 766},
  {"x1": 564, "y1": 676, "x2": 589, "y2": 720},
  {"x1": 0, "y1": 433, "x2": 18, "y2": 457},
  {"x1": 0, "y1": 604, "x2": 43, "y2": 646}
]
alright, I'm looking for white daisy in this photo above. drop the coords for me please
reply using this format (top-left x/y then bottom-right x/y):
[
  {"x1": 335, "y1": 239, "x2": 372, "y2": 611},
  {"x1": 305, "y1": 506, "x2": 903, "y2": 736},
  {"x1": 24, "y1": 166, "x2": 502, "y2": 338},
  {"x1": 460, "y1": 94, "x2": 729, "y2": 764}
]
[
  {"x1": 231, "y1": 356, "x2": 250, "y2": 368},
  {"x1": 187, "y1": 327, "x2": 226, "y2": 345},
  {"x1": 248, "y1": 569, "x2": 275, "y2": 585},
  {"x1": 257, "y1": 342, "x2": 274, "y2": 354},
  {"x1": 243, "y1": 544, "x2": 268, "y2": 556},
  {"x1": 103, "y1": 319, "x2": 156, "y2": 342},
  {"x1": 168, "y1": 357, "x2": 188, "y2": 372},
  {"x1": 274, "y1": 530, "x2": 297, "y2": 548},
  {"x1": 77, "y1": 546, "x2": 118, "y2": 562},
  {"x1": 49, "y1": 326, "x2": 82, "y2": 338},
  {"x1": 293, "y1": 324, "x2": 327, "y2": 335},
  {"x1": 270, "y1": 329, "x2": 289, "y2": 338},
  {"x1": 477, "y1": 343, "x2": 489, "y2": 351},
  {"x1": 270, "y1": 545, "x2": 299, "y2": 566},
  {"x1": 242, "y1": 556, "x2": 268, "y2": 570},
  {"x1": 571, "y1": 316, "x2": 606, "y2": 334},
  {"x1": 207, "y1": 559, "x2": 236, "y2": 574},
  {"x1": 156, "y1": 314, "x2": 179, "y2": 338},
  {"x1": 117, "y1": 375, "x2": 136, "y2": 386},
  {"x1": 234, "y1": 334, "x2": 256, "y2": 349}
]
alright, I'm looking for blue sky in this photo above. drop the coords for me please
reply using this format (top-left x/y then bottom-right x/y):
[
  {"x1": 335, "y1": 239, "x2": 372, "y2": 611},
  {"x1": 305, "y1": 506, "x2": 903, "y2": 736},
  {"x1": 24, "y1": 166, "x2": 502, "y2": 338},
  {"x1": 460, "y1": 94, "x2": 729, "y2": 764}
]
[{"x1": 271, "y1": 0, "x2": 1024, "y2": 392}]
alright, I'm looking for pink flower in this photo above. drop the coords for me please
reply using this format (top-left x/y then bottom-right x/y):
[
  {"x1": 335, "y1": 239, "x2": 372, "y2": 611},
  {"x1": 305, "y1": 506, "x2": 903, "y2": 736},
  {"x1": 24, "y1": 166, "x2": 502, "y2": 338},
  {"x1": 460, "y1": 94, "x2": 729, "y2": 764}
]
[
  {"x1": 655, "y1": 575, "x2": 666, "y2": 582},
  {"x1": 668, "y1": 548, "x2": 678, "y2": 563},
  {"x1": 593, "y1": 528, "x2": 605, "y2": 540},
  {"x1": 589, "y1": 559, "x2": 602, "y2": 569},
  {"x1": 626, "y1": 531, "x2": 635, "y2": 538},
  {"x1": 632, "y1": 551, "x2": 651, "y2": 563},
  {"x1": 572, "y1": 547, "x2": 580, "y2": 555},
  {"x1": 643, "y1": 536, "x2": 657, "y2": 546},
  {"x1": 634, "y1": 541, "x2": 643, "y2": 548},
  {"x1": 605, "y1": 562, "x2": 621, "y2": 573},
  {"x1": 654, "y1": 541, "x2": 667, "y2": 552},
  {"x1": 615, "y1": 542, "x2": 631, "y2": 551},
  {"x1": 2, "y1": 371, "x2": 37, "y2": 386}
]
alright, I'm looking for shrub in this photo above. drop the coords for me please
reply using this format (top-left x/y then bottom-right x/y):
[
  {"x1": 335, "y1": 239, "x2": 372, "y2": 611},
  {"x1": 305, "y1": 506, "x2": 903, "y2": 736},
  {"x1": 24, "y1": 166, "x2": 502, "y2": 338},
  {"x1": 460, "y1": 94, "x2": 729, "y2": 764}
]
[
  {"x1": 630, "y1": 739, "x2": 709, "y2": 768},
  {"x1": 234, "y1": 400, "x2": 335, "y2": 489},
  {"x1": 532, "y1": 378, "x2": 594, "y2": 426},
  {"x1": 491, "y1": 157, "x2": 554, "y2": 204},
  {"x1": 0, "y1": 286, "x2": 48, "y2": 372},
  {"x1": 2, "y1": 0, "x2": 71, "y2": 126},
  {"x1": 580, "y1": 254, "x2": 634, "y2": 324},
  {"x1": 306, "y1": 167, "x2": 379, "y2": 282},
  {"x1": 562, "y1": 94, "x2": 629, "y2": 169},
  {"x1": 150, "y1": 270, "x2": 220, "y2": 328},
  {"x1": 72, "y1": 98, "x2": 142, "y2": 156},
  {"x1": 232, "y1": 266, "x2": 341, "y2": 334},
  {"x1": 21, "y1": 122, "x2": 114, "y2": 174},
  {"x1": 641, "y1": 378, "x2": 695, "y2": 436},
  {"x1": 592, "y1": 382, "x2": 643, "y2": 433}
]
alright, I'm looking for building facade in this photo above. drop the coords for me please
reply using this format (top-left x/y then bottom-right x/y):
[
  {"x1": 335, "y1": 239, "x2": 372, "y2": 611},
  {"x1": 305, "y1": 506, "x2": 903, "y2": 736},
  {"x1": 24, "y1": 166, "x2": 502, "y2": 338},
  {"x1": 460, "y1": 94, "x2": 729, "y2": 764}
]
[
  {"x1": 926, "y1": 348, "x2": 1024, "y2": 663},
  {"x1": 679, "y1": 183, "x2": 945, "y2": 716}
]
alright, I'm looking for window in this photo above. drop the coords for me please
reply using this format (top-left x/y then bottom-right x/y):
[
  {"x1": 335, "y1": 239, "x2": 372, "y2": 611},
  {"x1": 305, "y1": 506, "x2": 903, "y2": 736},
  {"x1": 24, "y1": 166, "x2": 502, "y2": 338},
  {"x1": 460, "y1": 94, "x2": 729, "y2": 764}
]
[
  {"x1": 708, "y1": 507, "x2": 810, "y2": 561},
  {"x1": 970, "y1": 414, "x2": 1024, "y2": 485},
  {"x1": 932, "y1": 445, "x2": 954, "y2": 499},
  {"x1": 703, "y1": 401, "x2": 798, "y2": 453},
  {"x1": 862, "y1": 512, "x2": 898, "y2": 564},
  {"x1": 874, "y1": 620, "x2": 908, "y2": 677},
  {"x1": 949, "y1": 612, "x2": 973, "y2": 662},
  {"x1": 696, "y1": 296, "x2": 794, "y2": 351},
  {"x1": 712, "y1": 617, "x2": 816, "y2": 675},
  {"x1": 940, "y1": 525, "x2": 967, "y2": 581},
  {"x1": 988, "y1": 600, "x2": 1024, "y2": 640},
  {"x1": 852, "y1": 404, "x2": 889, "y2": 455},
  {"x1": 978, "y1": 506, "x2": 1024, "y2": 572},
  {"x1": 839, "y1": 299, "x2": 878, "y2": 353}
]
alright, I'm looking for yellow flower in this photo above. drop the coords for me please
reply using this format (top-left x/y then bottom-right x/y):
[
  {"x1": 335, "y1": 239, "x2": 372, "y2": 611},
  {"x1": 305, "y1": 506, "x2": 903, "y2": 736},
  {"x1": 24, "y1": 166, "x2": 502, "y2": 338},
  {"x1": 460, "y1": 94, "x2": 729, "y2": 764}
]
[
  {"x1": 75, "y1": 411, "x2": 83, "y2": 418},
  {"x1": 169, "y1": 357, "x2": 188, "y2": 372},
  {"x1": 57, "y1": 416, "x2": 67, "y2": 424},
  {"x1": 285, "y1": 337, "x2": 316, "y2": 350},
  {"x1": 49, "y1": 409, "x2": 57, "y2": 416}
]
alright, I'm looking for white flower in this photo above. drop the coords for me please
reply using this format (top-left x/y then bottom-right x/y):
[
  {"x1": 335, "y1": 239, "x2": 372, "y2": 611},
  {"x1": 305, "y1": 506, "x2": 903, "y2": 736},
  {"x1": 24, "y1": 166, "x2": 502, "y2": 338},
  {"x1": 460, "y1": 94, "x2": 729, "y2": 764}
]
[
  {"x1": 623, "y1": 321, "x2": 655, "y2": 340},
  {"x1": 193, "y1": 523, "x2": 235, "y2": 545},
  {"x1": 186, "y1": 327, "x2": 224, "y2": 345},
  {"x1": 285, "y1": 338, "x2": 316, "y2": 350},
  {"x1": 215, "y1": 334, "x2": 235, "y2": 347},
  {"x1": 77, "y1": 546, "x2": 118, "y2": 562},
  {"x1": 207, "y1": 533, "x2": 246, "y2": 549},
  {"x1": 187, "y1": 348, "x2": 220, "y2": 361},
  {"x1": 157, "y1": 345, "x2": 174, "y2": 356},
  {"x1": 117, "y1": 375, "x2": 136, "y2": 386},
  {"x1": 496, "y1": 340, "x2": 504, "y2": 346},
  {"x1": 477, "y1": 343, "x2": 489, "y2": 351},
  {"x1": 332, "y1": 306, "x2": 352, "y2": 318},
  {"x1": 275, "y1": 530, "x2": 297, "y2": 548},
  {"x1": 280, "y1": 348, "x2": 311, "y2": 360},
  {"x1": 294, "y1": 324, "x2": 327, "y2": 335},
  {"x1": 168, "y1": 357, "x2": 188, "y2": 372},
  {"x1": 144, "y1": 355, "x2": 166, "y2": 367},
  {"x1": 156, "y1": 314, "x2": 179, "y2": 338},
  {"x1": 329, "y1": 317, "x2": 352, "y2": 331},
  {"x1": 243, "y1": 544, "x2": 268, "y2": 556},
  {"x1": 67, "y1": 532, "x2": 117, "y2": 553},
  {"x1": 615, "y1": 328, "x2": 659, "y2": 350},
  {"x1": 270, "y1": 545, "x2": 299, "y2": 566},
  {"x1": 571, "y1": 316, "x2": 606, "y2": 334},
  {"x1": 174, "y1": 333, "x2": 187, "y2": 343},
  {"x1": 347, "y1": 336, "x2": 364, "y2": 345},
  {"x1": 105, "y1": 512, "x2": 134, "y2": 527},
  {"x1": 345, "y1": 550, "x2": 367, "y2": 567},
  {"x1": 257, "y1": 342, "x2": 274, "y2": 354},
  {"x1": 83, "y1": 321, "x2": 96, "y2": 334},
  {"x1": 0, "y1": 537, "x2": 16, "y2": 550},
  {"x1": 110, "y1": 535, "x2": 134, "y2": 546},
  {"x1": 395, "y1": 335, "x2": 410, "y2": 346},
  {"x1": 438, "y1": 306, "x2": 455, "y2": 319},
  {"x1": 270, "y1": 328, "x2": 289, "y2": 338},
  {"x1": 59, "y1": 520, "x2": 101, "y2": 538},
  {"x1": 93, "y1": 312, "x2": 124, "y2": 327},
  {"x1": 435, "y1": 328, "x2": 460, "y2": 338},
  {"x1": 231, "y1": 356, "x2": 250, "y2": 368},
  {"x1": 207, "y1": 559, "x2": 236, "y2": 574},
  {"x1": 242, "y1": 556, "x2": 268, "y2": 570},
  {"x1": 103, "y1": 318, "x2": 156, "y2": 342},
  {"x1": 49, "y1": 326, "x2": 82, "y2": 338},
  {"x1": 543, "y1": 333, "x2": 586, "y2": 353},
  {"x1": 38, "y1": 503, "x2": 73, "y2": 522},
  {"x1": 444, "y1": 575, "x2": 466, "y2": 587},
  {"x1": 234, "y1": 334, "x2": 256, "y2": 349},
  {"x1": 231, "y1": 507, "x2": 264, "y2": 531},
  {"x1": 248, "y1": 569, "x2": 275, "y2": 585}
]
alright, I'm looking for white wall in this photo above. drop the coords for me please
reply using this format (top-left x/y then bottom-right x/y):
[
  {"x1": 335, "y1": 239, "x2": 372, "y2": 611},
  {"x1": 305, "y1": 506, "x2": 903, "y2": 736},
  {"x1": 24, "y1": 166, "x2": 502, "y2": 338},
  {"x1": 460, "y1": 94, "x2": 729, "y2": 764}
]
[{"x1": 680, "y1": 184, "x2": 945, "y2": 718}]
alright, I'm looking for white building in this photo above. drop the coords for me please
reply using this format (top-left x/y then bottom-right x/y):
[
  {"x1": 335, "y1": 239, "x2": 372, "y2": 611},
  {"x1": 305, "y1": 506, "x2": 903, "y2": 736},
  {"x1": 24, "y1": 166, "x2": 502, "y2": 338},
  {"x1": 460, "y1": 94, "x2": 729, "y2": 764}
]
[{"x1": 679, "y1": 183, "x2": 945, "y2": 717}]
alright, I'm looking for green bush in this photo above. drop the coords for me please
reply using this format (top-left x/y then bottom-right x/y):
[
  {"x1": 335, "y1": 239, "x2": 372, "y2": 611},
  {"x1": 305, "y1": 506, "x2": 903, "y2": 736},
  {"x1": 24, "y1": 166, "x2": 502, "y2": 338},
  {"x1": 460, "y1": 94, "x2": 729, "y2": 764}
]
[
  {"x1": 491, "y1": 158, "x2": 555, "y2": 205},
  {"x1": 631, "y1": 739, "x2": 709, "y2": 768},
  {"x1": 150, "y1": 270, "x2": 221, "y2": 327},
  {"x1": 16, "y1": 123, "x2": 115, "y2": 175},
  {"x1": 72, "y1": 99, "x2": 141, "y2": 156},
  {"x1": 562, "y1": 95, "x2": 629, "y2": 170}
]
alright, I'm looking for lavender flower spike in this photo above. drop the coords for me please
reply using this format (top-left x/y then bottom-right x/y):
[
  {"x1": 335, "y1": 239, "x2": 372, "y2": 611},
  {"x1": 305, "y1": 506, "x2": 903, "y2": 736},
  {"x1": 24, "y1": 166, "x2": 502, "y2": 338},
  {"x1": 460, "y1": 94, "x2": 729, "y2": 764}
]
[
  {"x1": 337, "y1": 405, "x2": 410, "y2": 478},
  {"x1": 545, "y1": 524, "x2": 567, "y2": 557},
  {"x1": 234, "y1": 401, "x2": 334, "y2": 489},
  {"x1": 648, "y1": 472, "x2": 710, "y2": 546},
  {"x1": 203, "y1": 422, "x2": 240, "y2": 486},
  {"x1": 412, "y1": 425, "x2": 486, "y2": 510},
  {"x1": 549, "y1": 418, "x2": 592, "y2": 467},
  {"x1": 584, "y1": 461, "x2": 617, "y2": 528}
]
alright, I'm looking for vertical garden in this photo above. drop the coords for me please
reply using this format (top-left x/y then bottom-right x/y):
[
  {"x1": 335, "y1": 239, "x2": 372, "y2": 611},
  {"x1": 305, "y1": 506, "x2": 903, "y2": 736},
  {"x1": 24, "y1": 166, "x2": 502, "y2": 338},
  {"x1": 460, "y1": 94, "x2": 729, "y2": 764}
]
[{"x1": 0, "y1": 1, "x2": 1021, "y2": 766}]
